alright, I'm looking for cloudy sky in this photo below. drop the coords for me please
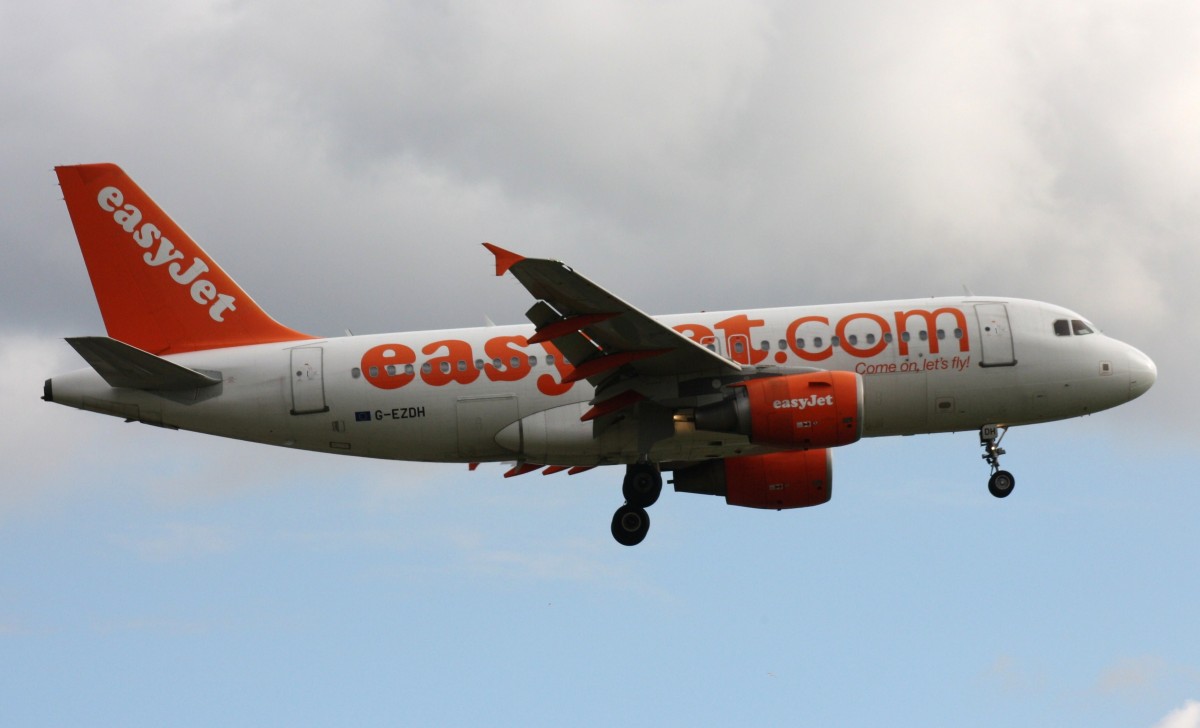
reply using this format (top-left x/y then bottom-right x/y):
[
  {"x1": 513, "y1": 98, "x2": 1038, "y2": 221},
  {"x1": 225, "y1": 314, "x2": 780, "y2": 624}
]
[{"x1": 3, "y1": 1, "x2": 1198, "y2": 725}]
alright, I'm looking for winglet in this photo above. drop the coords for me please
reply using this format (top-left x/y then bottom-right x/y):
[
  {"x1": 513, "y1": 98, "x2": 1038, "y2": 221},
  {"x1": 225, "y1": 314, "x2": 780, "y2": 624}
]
[{"x1": 482, "y1": 242, "x2": 524, "y2": 277}]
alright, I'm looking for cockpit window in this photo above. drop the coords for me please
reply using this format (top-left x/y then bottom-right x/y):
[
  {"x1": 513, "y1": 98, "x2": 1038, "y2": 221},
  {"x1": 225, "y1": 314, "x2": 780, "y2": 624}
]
[
  {"x1": 1053, "y1": 319, "x2": 1071, "y2": 336},
  {"x1": 1072, "y1": 319, "x2": 1094, "y2": 335}
]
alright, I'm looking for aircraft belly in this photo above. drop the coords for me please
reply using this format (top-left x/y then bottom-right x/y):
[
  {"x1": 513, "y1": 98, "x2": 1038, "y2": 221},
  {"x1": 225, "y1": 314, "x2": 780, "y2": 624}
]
[
  {"x1": 160, "y1": 380, "x2": 305, "y2": 448},
  {"x1": 491, "y1": 401, "x2": 765, "y2": 466},
  {"x1": 497, "y1": 402, "x2": 635, "y2": 464},
  {"x1": 456, "y1": 395, "x2": 521, "y2": 459},
  {"x1": 356, "y1": 393, "x2": 459, "y2": 461},
  {"x1": 861, "y1": 373, "x2": 928, "y2": 436}
]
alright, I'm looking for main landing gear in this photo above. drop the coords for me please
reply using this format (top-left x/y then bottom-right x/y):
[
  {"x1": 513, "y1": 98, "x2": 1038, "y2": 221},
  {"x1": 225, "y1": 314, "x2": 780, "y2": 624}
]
[
  {"x1": 980, "y1": 424, "x2": 1015, "y2": 498},
  {"x1": 611, "y1": 463, "x2": 662, "y2": 546}
]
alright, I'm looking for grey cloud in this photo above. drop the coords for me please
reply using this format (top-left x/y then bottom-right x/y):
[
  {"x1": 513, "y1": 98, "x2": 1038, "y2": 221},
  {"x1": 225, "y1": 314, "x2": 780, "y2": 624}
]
[{"x1": 4, "y1": 0, "x2": 1195, "y2": 431}]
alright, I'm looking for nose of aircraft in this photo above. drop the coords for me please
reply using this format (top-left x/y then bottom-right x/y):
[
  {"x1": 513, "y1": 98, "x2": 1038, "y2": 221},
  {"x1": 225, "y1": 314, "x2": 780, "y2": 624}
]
[{"x1": 1128, "y1": 346, "x2": 1157, "y2": 400}]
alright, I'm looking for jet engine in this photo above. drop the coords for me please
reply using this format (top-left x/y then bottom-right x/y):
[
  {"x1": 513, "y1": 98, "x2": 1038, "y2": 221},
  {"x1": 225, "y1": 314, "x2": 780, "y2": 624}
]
[
  {"x1": 694, "y1": 370, "x2": 863, "y2": 448},
  {"x1": 672, "y1": 449, "x2": 832, "y2": 509}
]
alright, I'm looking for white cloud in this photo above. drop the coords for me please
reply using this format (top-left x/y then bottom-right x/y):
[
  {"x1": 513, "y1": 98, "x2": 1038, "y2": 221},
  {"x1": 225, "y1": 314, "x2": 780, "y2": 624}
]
[
  {"x1": 1152, "y1": 700, "x2": 1200, "y2": 728},
  {"x1": 0, "y1": 336, "x2": 114, "y2": 518}
]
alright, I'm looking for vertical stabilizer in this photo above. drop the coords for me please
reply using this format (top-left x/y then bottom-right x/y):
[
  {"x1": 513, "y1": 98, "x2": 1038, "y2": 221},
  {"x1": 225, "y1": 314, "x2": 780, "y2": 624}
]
[{"x1": 55, "y1": 163, "x2": 314, "y2": 354}]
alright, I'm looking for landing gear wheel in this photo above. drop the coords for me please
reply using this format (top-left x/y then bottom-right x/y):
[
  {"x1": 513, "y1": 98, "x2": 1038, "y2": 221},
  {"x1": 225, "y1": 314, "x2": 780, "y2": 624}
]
[
  {"x1": 980, "y1": 425, "x2": 1016, "y2": 499},
  {"x1": 622, "y1": 463, "x2": 662, "y2": 508},
  {"x1": 611, "y1": 504, "x2": 650, "y2": 546},
  {"x1": 988, "y1": 470, "x2": 1015, "y2": 498}
]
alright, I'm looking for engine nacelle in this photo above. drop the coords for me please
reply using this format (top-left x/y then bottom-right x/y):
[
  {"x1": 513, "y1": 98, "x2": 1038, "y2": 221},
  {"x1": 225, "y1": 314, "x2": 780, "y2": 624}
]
[
  {"x1": 672, "y1": 449, "x2": 832, "y2": 509},
  {"x1": 694, "y1": 371, "x2": 863, "y2": 448}
]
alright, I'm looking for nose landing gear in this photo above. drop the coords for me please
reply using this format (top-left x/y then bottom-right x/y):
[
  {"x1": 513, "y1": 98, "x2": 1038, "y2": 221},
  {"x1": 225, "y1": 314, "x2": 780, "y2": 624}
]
[
  {"x1": 611, "y1": 463, "x2": 662, "y2": 546},
  {"x1": 980, "y1": 424, "x2": 1015, "y2": 498}
]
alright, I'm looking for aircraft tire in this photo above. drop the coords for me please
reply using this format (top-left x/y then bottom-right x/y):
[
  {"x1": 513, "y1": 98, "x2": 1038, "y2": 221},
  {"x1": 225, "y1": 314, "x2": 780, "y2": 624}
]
[
  {"x1": 622, "y1": 464, "x2": 662, "y2": 508},
  {"x1": 611, "y1": 504, "x2": 650, "y2": 546},
  {"x1": 988, "y1": 470, "x2": 1015, "y2": 498}
]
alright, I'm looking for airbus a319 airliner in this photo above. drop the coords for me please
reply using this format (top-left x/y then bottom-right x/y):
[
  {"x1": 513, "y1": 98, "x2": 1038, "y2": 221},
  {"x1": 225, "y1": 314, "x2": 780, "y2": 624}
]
[{"x1": 44, "y1": 164, "x2": 1157, "y2": 545}]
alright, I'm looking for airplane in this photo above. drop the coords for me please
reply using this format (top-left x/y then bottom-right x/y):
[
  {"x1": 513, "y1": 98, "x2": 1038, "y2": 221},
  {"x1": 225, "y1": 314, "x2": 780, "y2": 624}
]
[{"x1": 43, "y1": 163, "x2": 1157, "y2": 546}]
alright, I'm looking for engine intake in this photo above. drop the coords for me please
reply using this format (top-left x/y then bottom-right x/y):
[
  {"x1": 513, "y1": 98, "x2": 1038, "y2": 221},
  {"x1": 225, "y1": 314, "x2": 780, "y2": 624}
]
[{"x1": 694, "y1": 371, "x2": 863, "y2": 448}]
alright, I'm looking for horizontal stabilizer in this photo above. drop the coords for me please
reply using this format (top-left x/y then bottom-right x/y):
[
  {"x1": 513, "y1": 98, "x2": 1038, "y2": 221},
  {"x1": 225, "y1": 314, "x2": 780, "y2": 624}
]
[{"x1": 66, "y1": 336, "x2": 221, "y2": 391}]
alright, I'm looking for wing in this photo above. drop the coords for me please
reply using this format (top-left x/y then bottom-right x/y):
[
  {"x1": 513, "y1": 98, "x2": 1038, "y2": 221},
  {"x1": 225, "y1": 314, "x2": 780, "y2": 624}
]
[{"x1": 484, "y1": 243, "x2": 742, "y2": 387}]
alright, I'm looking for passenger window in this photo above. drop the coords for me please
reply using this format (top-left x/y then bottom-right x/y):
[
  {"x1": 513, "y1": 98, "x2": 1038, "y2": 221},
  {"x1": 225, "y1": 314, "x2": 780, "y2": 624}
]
[
  {"x1": 760, "y1": 340, "x2": 770, "y2": 351},
  {"x1": 954, "y1": 328, "x2": 963, "y2": 339},
  {"x1": 813, "y1": 336, "x2": 823, "y2": 348},
  {"x1": 368, "y1": 367, "x2": 379, "y2": 378},
  {"x1": 492, "y1": 358, "x2": 502, "y2": 369},
  {"x1": 901, "y1": 332, "x2": 910, "y2": 342},
  {"x1": 528, "y1": 355, "x2": 537, "y2": 367},
  {"x1": 547, "y1": 354, "x2": 556, "y2": 366},
  {"x1": 884, "y1": 333, "x2": 894, "y2": 344},
  {"x1": 733, "y1": 340, "x2": 745, "y2": 354},
  {"x1": 1072, "y1": 320, "x2": 1094, "y2": 335},
  {"x1": 474, "y1": 359, "x2": 485, "y2": 370},
  {"x1": 831, "y1": 336, "x2": 840, "y2": 347},
  {"x1": 510, "y1": 356, "x2": 521, "y2": 368},
  {"x1": 421, "y1": 363, "x2": 432, "y2": 374},
  {"x1": 386, "y1": 365, "x2": 397, "y2": 376},
  {"x1": 351, "y1": 367, "x2": 361, "y2": 379},
  {"x1": 796, "y1": 338, "x2": 806, "y2": 349},
  {"x1": 936, "y1": 329, "x2": 945, "y2": 340},
  {"x1": 848, "y1": 334, "x2": 858, "y2": 346},
  {"x1": 1053, "y1": 319, "x2": 1071, "y2": 336},
  {"x1": 778, "y1": 339, "x2": 787, "y2": 350},
  {"x1": 918, "y1": 330, "x2": 928, "y2": 342},
  {"x1": 457, "y1": 360, "x2": 467, "y2": 372},
  {"x1": 866, "y1": 333, "x2": 876, "y2": 345},
  {"x1": 404, "y1": 364, "x2": 414, "y2": 376}
]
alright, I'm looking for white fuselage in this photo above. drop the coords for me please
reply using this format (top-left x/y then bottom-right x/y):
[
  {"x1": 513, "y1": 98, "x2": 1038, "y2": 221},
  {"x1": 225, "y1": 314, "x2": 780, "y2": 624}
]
[{"x1": 47, "y1": 297, "x2": 1155, "y2": 466}]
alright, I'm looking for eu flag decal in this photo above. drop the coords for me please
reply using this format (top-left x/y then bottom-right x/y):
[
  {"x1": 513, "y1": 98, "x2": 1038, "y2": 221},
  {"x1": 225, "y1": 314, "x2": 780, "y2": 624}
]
[{"x1": 355, "y1": 411, "x2": 372, "y2": 422}]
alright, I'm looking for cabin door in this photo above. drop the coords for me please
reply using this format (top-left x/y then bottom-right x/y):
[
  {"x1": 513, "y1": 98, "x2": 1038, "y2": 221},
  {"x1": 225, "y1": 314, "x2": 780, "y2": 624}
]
[
  {"x1": 290, "y1": 347, "x2": 329, "y2": 414},
  {"x1": 975, "y1": 304, "x2": 1016, "y2": 367}
]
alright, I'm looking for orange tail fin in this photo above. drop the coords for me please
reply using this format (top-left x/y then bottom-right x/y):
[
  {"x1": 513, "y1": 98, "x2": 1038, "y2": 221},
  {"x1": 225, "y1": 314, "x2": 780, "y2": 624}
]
[{"x1": 56, "y1": 163, "x2": 314, "y2": 354}]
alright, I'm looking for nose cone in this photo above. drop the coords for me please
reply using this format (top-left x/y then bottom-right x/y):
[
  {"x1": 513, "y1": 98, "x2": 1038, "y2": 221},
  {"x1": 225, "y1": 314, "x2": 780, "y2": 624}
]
[{"x1": 1128, "y1": 347, "x2": 1157, "y2": 400}]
